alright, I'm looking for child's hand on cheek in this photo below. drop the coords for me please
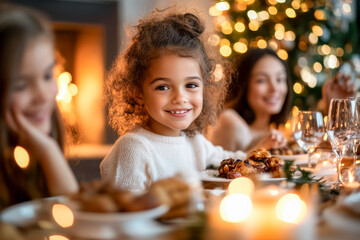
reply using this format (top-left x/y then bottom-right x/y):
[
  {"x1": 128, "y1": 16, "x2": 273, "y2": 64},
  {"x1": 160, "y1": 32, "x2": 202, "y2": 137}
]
[{"x1": 5, "y1": 105, "x2": 56, "y2": 154}]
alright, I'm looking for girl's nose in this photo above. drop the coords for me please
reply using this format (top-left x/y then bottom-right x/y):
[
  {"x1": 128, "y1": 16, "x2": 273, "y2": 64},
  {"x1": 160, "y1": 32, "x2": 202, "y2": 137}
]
[
  {"x1": 172, "y1": 90, "x2": 188, "y2": 104},
  {"x1": 33, "y1": 81, "x2": 49, "y2": 103},
  {"x1": 269, "y1": 79, "x2": 277, "y2": 91}
]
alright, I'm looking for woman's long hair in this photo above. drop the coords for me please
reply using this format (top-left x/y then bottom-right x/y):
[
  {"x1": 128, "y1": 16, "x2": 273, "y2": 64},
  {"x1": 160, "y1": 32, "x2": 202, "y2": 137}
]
[{"x1": 227, "y1": 48, "x2": 292, "y2": 126}]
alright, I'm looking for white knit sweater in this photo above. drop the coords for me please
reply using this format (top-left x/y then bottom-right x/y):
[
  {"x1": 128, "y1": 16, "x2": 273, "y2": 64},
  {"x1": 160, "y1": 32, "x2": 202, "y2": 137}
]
[{"x1": 100, "y1": 127, "x2": 246, "y2": 190}]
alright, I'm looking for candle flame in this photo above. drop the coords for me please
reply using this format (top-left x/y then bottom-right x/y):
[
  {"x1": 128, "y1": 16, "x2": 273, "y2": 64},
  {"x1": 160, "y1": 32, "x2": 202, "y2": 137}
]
[
  {"x1": 14, "y1": 146, "x2": 30, "y2": 169},
  {"x1": 52, "y1": 204, "x2": 74, "y2": 228},
  {"x1": 220, "y1": 194, "x2": 252, "y2": 222},
  {"x1": 228, "y1": 177, "x2": 254, "y2": 196},
  {"x1": 349, "y1": 171, "x2": 354, "y2": 183},
  {"x1": 276, "y1": 194, "x2": 307, "y2": 223}
]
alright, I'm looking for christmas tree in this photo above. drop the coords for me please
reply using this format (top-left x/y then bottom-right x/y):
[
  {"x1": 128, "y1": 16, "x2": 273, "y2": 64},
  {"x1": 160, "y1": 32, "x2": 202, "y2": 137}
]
[{"x1": 209, "y1": 0, "x2": 359, "y2": 111}]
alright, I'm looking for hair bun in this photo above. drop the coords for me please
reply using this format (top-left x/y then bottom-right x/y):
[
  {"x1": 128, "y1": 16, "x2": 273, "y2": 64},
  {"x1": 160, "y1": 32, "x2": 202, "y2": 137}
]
[{"x1": 182, "y1": 13, "x2": 204, "y2": 37}]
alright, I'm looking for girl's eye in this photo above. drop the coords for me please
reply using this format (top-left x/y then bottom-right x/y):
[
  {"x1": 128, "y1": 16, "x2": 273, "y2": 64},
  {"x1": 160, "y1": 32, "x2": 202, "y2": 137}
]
[
  {"x1": 256, "y1": 78, "x2": 266, "y2": 84},
  {"x1": 12, "y1": 80, "x2": 27, "y2": 91},
  {"x1": 44, "y1": 71, "x2": 54, "y2": 81},
  {"x1": 155, "y1": 85, "x2": 169, "y2": 91},
  {"x1": 277, "y1": 77, "x2": 286, "y2": 83},
  {"x1": 186, "y1": 83, "x2": 198, "y2": 88}
]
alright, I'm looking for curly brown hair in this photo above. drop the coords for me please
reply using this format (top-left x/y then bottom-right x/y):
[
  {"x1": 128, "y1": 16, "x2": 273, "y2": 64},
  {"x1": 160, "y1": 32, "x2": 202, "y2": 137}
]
[{"x1": 107, "y1": 10, "x2": 229, "y2": 136}]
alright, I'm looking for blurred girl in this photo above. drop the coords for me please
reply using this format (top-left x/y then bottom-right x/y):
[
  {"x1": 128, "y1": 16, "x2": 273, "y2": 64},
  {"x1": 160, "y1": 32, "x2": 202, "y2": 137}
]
[
  {"x1": 100, "y1": 10, "x2": 246, "y2": 190},
  {"x1": 0, "y1": 3, "x2": 78, "y2": 209}
]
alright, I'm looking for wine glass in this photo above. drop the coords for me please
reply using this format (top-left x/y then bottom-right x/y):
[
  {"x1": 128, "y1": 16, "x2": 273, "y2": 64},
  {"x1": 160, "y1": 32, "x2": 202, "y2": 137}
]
[
  {"x1": 350, "y1": 97, "x2": 360, "y2": 167},
  {"x1": 326, "y1": 98, "x2": 357, "y2": 188},
  {"x1": 293, "y1": 111, "x2": 325, "y2": 168}
]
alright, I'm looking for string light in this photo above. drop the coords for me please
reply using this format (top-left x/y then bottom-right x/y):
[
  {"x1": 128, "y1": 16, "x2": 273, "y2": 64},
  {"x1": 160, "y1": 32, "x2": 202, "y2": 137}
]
[
  {"x1": 234, "y1": 22, "x2": 246, "y2": 32},
  {"x1": 268, "y1": 6, "x2": 278, "y2": 15},
  {"x1": 285, "y1": 8, "x2": 296, "y2": 18},
  {"x1": 234, "y1": 42, "x2": 248, "y2": 53},
  {"x1": 220, "y1": 45, "x2": 232, "y2": 57},
  {"x1": 293, "y1": 82, "x2": 303, "y2": 94}
]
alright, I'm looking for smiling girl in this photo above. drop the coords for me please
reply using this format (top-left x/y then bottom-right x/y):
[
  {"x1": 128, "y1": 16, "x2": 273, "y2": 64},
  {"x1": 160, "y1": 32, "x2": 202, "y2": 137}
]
[
  {"x1": 0, "y1": 3, "x2": 78, "y2": 209},
  {"x1": 100, "y1": 10, "x2": 246, "y2": 190}
]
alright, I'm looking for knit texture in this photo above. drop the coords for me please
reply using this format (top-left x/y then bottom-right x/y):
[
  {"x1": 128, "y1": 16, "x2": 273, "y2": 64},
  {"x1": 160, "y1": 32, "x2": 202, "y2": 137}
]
[{"x1": 100, "y1": 127, "x2": 246, "y2": 190}]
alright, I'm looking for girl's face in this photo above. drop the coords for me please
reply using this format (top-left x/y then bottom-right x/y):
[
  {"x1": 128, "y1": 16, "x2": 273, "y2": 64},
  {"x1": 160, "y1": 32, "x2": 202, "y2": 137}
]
[
  {"x1": 247, "y1": 55, "x2": 288, "y2": 118},
  {"x1": 9, "y1": 37, "x2": 58, "y2": 135},
  {"x1": 140, "y1": 54, "x2": 203, "y2": 136}
]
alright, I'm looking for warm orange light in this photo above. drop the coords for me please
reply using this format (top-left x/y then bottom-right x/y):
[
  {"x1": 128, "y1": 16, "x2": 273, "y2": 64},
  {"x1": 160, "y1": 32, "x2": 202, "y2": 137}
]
[
  {"x1": 220, "y1": 194, "x2": 252, "y2": 222},
  {"x1": 49, "y1": 235, "x2": 70, "y2": 240},
  {"x1": 209, "y1": 6, "x2": 222, "y2": 16},
  {"x1": 276, "y1": 194, "x2": 307, "y2": 223},
  {"x1": 234, "y1": 42, "x2": 248, "y2": 53},
  {"x1": 314, "y1": 9, "x2": 325, "y2": 20},
  {"x1": 52, "y1": 204, "x2": 74, "y2": 228},
  {"x1": 234, "y1": 22, "x2": 246, "y2": 32},
  {"x1": 277, "y1": 49, "x2": 288, "y2": 60},
  {"x1": 228, "y1": 177, "x2": 255, "y2": 196},
  {"x1": 221, "y1": 22, "x2": 233, "y2": 35},
  {"x1": 285, "y1": 8, "x2": 296, "y2": 18},
  {"x1": 257, "y1": 39, "x2": 267, "y2": 49},
  {"x1": 312, "y1": 25, "x2": 323, "y2": 36},
  {"x1": 14, "y1": 146, "x2": 30, "y2": 169},
  {"x1": 268, "y1": 6, "x2": 277, "y2": 15},
  {"x1": 216, "y1": 2, "x2": 230, "y2": 11},
  {"x1": 213, "y1": 64, "x2": 224, "y2": 82},
  {"x1": 220, "y1": 45, "x2": 232, "y2": 57}
]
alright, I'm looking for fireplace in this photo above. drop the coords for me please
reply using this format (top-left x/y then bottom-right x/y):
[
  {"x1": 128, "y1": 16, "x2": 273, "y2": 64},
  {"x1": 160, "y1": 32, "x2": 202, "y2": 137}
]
[{"x1": 10, "y1": 0, "x2": 120, "y2": 181}]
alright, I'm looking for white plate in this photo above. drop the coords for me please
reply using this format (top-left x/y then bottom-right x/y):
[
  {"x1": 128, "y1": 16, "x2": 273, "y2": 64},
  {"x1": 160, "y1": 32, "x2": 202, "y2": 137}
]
[
  {"x1": 200, "y1": 169, "x2": 231, "y2": 183},
  {"x1": 72, "y1": 204, "x2": 169, "y2": 224},
  {"x1": 323, "y1": 205, "x2": 360, "y2": 235},
  {"x1": 273, "y1": 154, "x2": 310, "y2": 165},
  {"x1": 200, "y1": 170, "x2": 288, "y2": 183},
  {"x1": 0, "y1": 196, "x2": 63, "y2": 227},
  {"x1": 0, "y1": 197, "x2": 169, "y2": 239}
]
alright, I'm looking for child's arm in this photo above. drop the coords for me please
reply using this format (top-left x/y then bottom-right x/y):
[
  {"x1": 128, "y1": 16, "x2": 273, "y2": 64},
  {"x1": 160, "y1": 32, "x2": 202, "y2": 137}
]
[
  {"x1": 6, "y1": 105, "x2": 78, "y2": 196},
  {"x1": 196, "y1": 133, "x2": 246, "y2": 168},
  {"x1": 100, "y1": 136, "x2": 153, "y2": 190}
]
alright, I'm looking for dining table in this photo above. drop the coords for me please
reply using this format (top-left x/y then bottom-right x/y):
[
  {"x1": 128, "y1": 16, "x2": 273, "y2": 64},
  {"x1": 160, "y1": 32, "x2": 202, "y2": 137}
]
[{"x1": 1, "y1": 161, "x2": 360, "y2": 240}]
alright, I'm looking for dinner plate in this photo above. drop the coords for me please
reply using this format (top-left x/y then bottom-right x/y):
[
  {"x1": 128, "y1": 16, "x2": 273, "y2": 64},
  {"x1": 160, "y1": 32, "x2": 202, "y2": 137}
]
[
  {"x1": 323, "y1": 205, "x2": 360, "y2": 235},
  {"x1": 0, "y1": 196, "x2": 63, "y2": 227},
  {"x1": 273, "y1": 154, "x2": 310, "y2": 165},
  {"x1": 200, "y1": 169, "x2": 288, "y2": 183},
  {"x1": 71, "y1": 204, "x2": 169, "y2": 224},
  {"x1": 0, "y1": 196, "x2": 170, "y2": 239}
]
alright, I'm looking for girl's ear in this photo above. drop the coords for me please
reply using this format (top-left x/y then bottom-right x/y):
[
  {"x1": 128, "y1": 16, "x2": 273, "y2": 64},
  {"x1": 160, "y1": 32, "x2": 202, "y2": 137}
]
[{"x1": 132, "y1": 88, "x2": 144, "y2": 105}]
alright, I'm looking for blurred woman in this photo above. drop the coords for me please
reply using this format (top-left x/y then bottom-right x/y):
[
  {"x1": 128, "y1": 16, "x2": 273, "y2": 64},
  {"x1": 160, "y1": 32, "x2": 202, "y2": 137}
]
[{"x1": 209, "y1": 48, "x2": 291, "y2": 153}]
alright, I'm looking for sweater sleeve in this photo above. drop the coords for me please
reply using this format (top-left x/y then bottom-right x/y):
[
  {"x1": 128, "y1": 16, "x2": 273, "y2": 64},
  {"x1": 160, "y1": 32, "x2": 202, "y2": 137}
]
[
  {"x1": 100, "y1": 135, "x2": 154, "y2": 190},
  {"x1": 196, "y1": 133, "x2": 246, "y2": 168}
]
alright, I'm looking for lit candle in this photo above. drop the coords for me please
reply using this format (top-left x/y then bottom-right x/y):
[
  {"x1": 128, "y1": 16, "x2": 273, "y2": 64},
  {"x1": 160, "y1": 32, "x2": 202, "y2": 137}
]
[{"x1": 343, "y1": 169, "x2": 360, "y2": 193}]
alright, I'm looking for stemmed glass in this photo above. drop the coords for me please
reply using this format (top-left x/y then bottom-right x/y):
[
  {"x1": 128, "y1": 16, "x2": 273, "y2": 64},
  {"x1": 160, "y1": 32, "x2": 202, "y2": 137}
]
[
  {"x1": 326, "y1": 98, "x2": 357, "y2": 188},
  {"x1": 350, "y1": 97, "x2": 360, "y2": 166},
  {"x1": 293, "y1": 111, "x2": 326, "y2": 168}
]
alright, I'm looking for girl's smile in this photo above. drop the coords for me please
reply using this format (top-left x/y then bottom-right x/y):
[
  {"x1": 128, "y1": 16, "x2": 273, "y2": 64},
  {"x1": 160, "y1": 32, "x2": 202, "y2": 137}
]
[{"x1": 139, "y1": 54, "x2": 203, "y2": 136}]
